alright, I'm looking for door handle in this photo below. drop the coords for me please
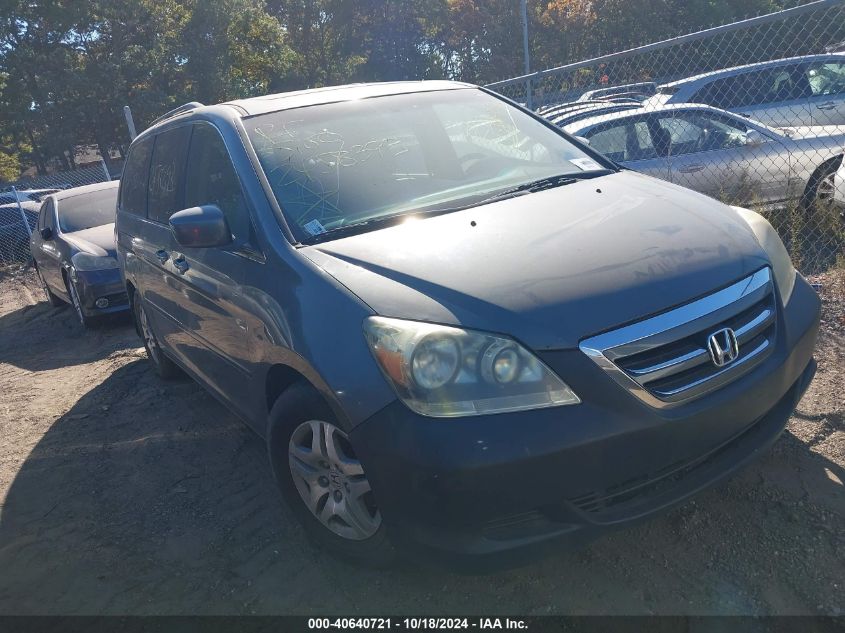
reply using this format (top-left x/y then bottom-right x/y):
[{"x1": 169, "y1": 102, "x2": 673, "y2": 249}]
[
  {"x1": 173, "y1": 256, "x2": 189, "y2": 275},
  {"x1": 678, "y1": 164, "x2": 705, "y2": 174},
  {"x1": 816, "y1": 102, "x2": 836, "y2": 110},
  {"x1": 155, "y1": 249, "x2": 169, "y2": 264}
]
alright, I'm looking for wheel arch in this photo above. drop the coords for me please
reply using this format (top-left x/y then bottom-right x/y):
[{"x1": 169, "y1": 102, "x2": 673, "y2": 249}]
[
  {"x1": 263, "y1": 360, "x2": 351, "y2": 435},
  {"x1": 802, "y1": 153, "x2": 844, "y2": 203},
  {"x1": 125, "y1": 279, "x2": 140, "y2": 337}
]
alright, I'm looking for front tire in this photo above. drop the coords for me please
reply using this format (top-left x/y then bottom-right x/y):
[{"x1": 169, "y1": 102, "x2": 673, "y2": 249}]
[
  {"x1": 801, "y1": 157, "x2": 842, "y2": 219},
  {"x1": 267, "y1": 383, "x2": 395, "y2": 567},
  {"x1": 132, "y1": 289, "x2": 180, "y2": 380}
]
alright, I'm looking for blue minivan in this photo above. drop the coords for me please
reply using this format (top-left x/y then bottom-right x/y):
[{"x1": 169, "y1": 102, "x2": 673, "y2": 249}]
[{"x1": 115, "y1": 81, "x2": 820, "y2": 567}]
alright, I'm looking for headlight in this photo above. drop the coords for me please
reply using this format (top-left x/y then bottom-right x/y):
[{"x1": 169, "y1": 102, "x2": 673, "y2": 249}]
[
  {"x1": 71, "y1": 253, "x2": 119, "y2": 271},
  {"x1": 731, "y1": 206, "x2": 795, "y2": 305},
  {"x1": 363, "y1": 317, "x2": 580, "y2": 417}
]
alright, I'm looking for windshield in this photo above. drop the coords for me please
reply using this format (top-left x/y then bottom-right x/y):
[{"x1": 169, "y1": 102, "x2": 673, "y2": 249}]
[
  {"x1": 246, "y1": 88, "x2": 610, "y2": 242},
  {"x1": 57, "y1": 188, "x2": 117, "y2": 233}
]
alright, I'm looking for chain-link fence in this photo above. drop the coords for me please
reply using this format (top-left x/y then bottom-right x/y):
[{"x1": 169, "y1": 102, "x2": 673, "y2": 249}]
[
  {"x1": 0, "y1": 163, "x2": 112, "y2": 266},
  {"x1": 487, "y1": 0, "x2": 845, "y2": 275}
]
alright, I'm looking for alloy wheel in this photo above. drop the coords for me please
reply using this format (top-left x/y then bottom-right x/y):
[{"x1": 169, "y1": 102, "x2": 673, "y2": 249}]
[
  {"x1": 288, "y1": 419, "x2": 381, "y2": 541},
  {"x1": 816, "y1": 170, "x2": 835, "y2": 207}
]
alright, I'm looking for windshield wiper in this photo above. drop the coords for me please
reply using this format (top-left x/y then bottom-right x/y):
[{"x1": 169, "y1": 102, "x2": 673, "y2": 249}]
[
  {"x1": 477, "y1": 169, "x2": 614, "y2": 205},
  {"x1": 301, "y1": 169, "x2": 615, "y2": 245},
  {"x1": 302, "y1": 210, "x2": 441, "y2": 245}
]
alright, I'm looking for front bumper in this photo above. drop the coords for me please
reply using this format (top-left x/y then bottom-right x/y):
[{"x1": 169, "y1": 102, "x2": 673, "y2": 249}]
[
  {"x1": 71, "y1": 268, "x2": 130, "y2": 317},
  {"x1": 350, "y1": 275, "x2": 820, "y2": 568}
]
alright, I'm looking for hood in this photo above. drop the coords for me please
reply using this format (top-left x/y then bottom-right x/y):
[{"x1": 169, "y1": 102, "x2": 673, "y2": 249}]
[
  {"x1": 62, "y1": 223, "x2": 117, "y2": 258},
  {"x1": 303, "y1": 171, "x2": 769, "y2": 350}
]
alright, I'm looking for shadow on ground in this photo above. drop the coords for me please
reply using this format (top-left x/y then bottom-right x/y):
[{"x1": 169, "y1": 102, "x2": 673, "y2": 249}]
[
  {"x1": 0, "y1": 361, "x2": 842, "y2": 615},
  {"x1": 0, "y1": 276, "x2": 842, "y2": 615},
  {"x1": 0, "y1": 298, "x2": 135, "y2": 371}
]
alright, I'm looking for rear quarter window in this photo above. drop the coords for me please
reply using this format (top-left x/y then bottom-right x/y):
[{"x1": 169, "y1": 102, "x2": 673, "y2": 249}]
[
  {"x1": 147, "y1": 126, "x2": 192, "y2": 224},
  {"x1": 119, "y1": 136, "x2": 154, "y2": 216}
]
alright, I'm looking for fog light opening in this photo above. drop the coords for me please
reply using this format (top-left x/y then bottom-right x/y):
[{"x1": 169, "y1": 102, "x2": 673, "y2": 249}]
[{"x1": 95, "y1": 297, "x2": 110, "y2": 309}]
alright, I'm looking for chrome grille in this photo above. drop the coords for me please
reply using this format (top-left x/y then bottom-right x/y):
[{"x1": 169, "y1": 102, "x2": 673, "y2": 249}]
[{"x1": 580, "y1": 268, "x2": 776, "y2": 408}]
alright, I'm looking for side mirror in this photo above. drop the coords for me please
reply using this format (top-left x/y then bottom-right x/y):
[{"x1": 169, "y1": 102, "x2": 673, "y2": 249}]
[
  {"x1": 575, "y1": 136, "x2": 591, "y2": 146},
  {"x1": 169, "y1": 205, "x2": 231, "y2": 248},
  {"x1": 40, "y1": 227, "x2": 52, "y2": 240},
  {"x1": 745, "y1": 130, "x2": 765, "y2": 147}
]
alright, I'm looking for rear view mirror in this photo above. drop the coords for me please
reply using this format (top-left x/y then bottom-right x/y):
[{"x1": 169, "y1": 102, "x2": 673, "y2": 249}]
[
  {"x1": 40, "y1": 227, "x2": 52, "y2": 240},
  {"x1": 745, "y1": 130, "x2": 764, "y2": 147},
  {"x1": 169, "y1": 205, "x2": 231, "y2": 248}
]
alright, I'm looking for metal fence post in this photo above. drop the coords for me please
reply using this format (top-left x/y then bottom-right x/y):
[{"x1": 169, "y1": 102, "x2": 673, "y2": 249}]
[
  {"x1": 525, "y1": 77, "x2": 534, "y2": 110},
  {"x1": 100, "y1": 158, "x2": 111, "y2": 182},
  {"x1": 124, "y1": 105, "x2": 137, "y2": 141},
  {"x1": 10, "y1": 186, "x2": 32, "y2": 238}
]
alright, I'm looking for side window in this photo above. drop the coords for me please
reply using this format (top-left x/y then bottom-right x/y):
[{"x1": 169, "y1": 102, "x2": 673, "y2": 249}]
[
  {"x1": 147, "y1": 126, "x2": 192, "y2": 224},
  {"x1": 806, "y1": 61, "x2": 845, "y2": 97},
  {"x1": 586, "y1": 120, "x2": 656, "y2": 162},
  {"x1": 693, "y1": 76, "x2": 743, "y2": 109},
  {"x1": 772, "y1": 64, "x2": 811, "y2": 101},
  {"x1": 119, "y1": 136, "x2": 154, "y2": 216},
  {"x1": 734, "y1": 70, "x2": 772, "y2": 108},
  {"x1": 656, "y1": 113, "x2": 748, "y2": 156},
  {"x1": 37, "y1": 201, "x2": 47, "y2": 231},
  {"x1": 585, "y1": 125, "x2": 628, "y2": 162},
  {"x1": 41, "y1": 199, "x2": 56, "y2": 230},
  {"x1": 184, "y1": 124, "x2": 252, "y2": 244}
]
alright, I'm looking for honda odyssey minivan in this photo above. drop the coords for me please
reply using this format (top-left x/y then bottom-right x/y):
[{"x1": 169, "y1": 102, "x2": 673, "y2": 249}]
[{"x1": 115, "y1": 81, "x2": 820, "y2": 567}]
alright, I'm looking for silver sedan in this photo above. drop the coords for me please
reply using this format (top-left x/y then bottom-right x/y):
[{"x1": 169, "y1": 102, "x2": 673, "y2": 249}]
[{"x1": 560, "y1": 104, "x2": 845, "y2": 212}]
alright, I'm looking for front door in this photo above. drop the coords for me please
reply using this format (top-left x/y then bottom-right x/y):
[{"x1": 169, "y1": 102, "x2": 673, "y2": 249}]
[
  {"x1": 656, "y1": 110, "x2": 790, "y2": 207},
  {"x1": 805, "y1": 59, "x2": 845, "y2": 128},
  {"x1": 164, "y1": 122, "x2": 260, "y2": 418},
  {"x1": 33, "y1": 199, "x2": 64, "y2": 294}
]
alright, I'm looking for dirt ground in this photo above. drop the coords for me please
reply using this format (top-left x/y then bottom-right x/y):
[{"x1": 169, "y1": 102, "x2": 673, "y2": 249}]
[{"x1": 0, "y1": 267, "x2": 842, "y2": 616}]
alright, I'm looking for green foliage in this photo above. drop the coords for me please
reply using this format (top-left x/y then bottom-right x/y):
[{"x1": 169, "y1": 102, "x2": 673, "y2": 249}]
[
  {"x1": 0, "y1": 0, "x2": 798, "y2": 175},
  {"x1": 0, "y1": 151, "x2": 21, "y2": 183}
]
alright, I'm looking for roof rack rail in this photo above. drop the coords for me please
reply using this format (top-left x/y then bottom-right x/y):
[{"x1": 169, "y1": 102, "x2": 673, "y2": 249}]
[{"x1": 148, "y1": 101, "x2": 204, "y2": 128}]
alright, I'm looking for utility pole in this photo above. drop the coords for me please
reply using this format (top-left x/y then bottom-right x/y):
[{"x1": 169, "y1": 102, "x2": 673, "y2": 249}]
[{"x1": 520, "y1": 0, "x2": 533, "y2": 110}]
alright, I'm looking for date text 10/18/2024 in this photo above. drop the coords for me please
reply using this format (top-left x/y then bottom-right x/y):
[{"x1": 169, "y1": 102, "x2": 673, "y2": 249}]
[{"x1": 308, "y1": 618, "x2": 529, "y2": 630}]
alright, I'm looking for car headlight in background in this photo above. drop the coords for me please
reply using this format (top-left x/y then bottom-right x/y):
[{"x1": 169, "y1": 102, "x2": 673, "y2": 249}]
[
  {"x1": 731, "y1": 206, "x2": 796, "y2": 305},
  {"x1": 71, "y1": 253, "x2": 120, "y2": 271},
  {"x1": 363, "y1": 317, "x2": 580, "y2": 417}
]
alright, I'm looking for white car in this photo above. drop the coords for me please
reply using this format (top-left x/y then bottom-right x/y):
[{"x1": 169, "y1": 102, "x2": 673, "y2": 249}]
[
  {"x1": 648, "y1": 54, "x2": 845, "y2": 128},
  {"x1": 558, "y1": 103, "x2": 845, "y2": 212},
  {"x1": 0, "y1": 188, "x2": 60, "y2": 206}
]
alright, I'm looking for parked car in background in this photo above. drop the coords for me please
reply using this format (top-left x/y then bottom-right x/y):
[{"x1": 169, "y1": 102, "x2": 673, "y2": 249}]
[
  {"x1": 544, "y1": 101, "x2": 642, "y2": 128},
  {"x1": 649, "y1": 54, "x2": 845, "y2": 127},
  {"x1": 116, "y1": 82, "x2": 819, "y2": 569},
  {"x1": 537, "y1": 99, "x2": 639, "y2": 122},
  {"x1": 558, "y1": 103, "x2": 845, "y2": 212},
  {"x1": 30, "y1": 181, "x2": 127, "y2": 327},
  {"x1": 0, "y1": 188, "x2": 60, "y2": 206},
  {"x1": 578, "y1": 82, "x2": 658, "y2": 102}
]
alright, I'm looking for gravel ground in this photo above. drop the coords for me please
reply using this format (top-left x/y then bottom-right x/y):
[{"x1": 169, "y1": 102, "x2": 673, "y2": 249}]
[{"x1": 0, "y1": 266, "x2": 842, "y2": 616}]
